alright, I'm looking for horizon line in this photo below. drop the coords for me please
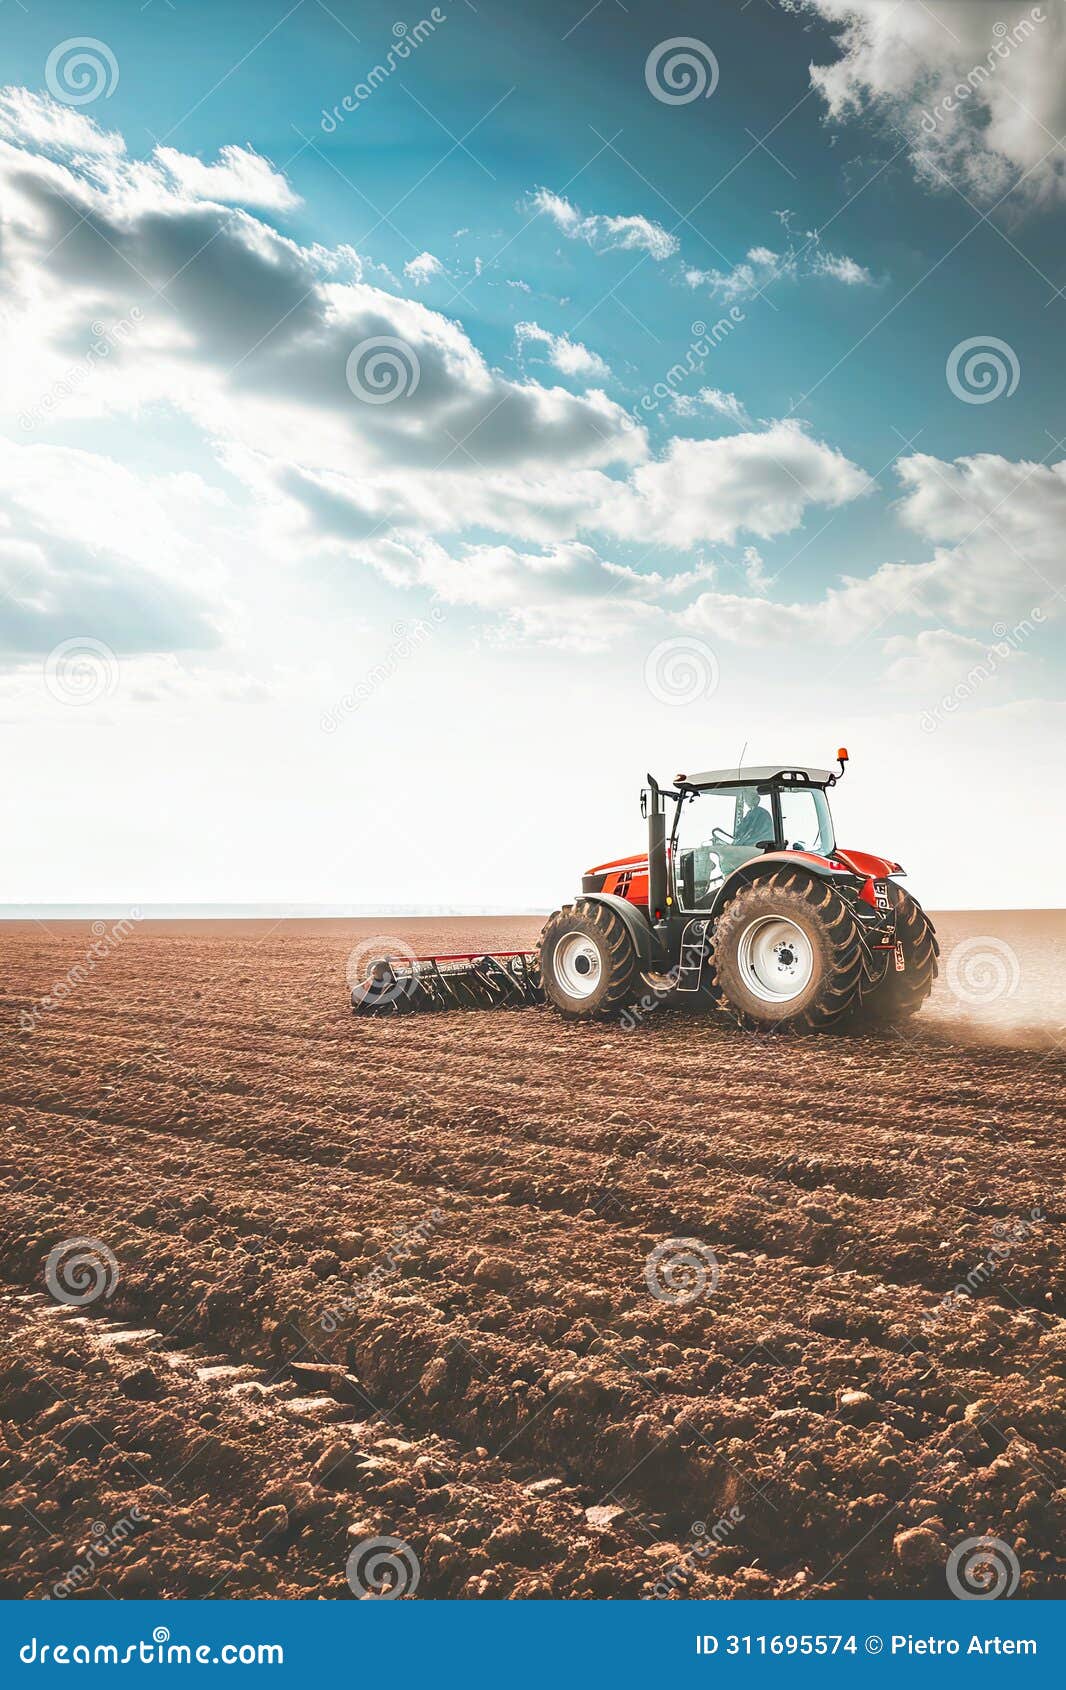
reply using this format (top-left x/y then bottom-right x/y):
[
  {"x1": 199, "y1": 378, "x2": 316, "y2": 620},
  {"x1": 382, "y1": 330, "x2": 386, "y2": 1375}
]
[{"x1": 1, "y1": 903, "x2": 1063, "y2": 920}]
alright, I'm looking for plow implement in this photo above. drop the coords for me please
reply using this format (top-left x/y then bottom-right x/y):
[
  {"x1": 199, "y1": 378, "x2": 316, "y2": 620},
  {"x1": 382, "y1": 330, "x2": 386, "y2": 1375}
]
[{"x1": 351, "y1": 951, "x2": 544, "y2": 1016}]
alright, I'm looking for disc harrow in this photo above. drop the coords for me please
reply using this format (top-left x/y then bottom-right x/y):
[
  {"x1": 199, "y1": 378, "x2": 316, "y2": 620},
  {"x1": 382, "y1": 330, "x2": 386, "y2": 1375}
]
[{"x1": 351, "y1": 951, "x2": 543, "y2": 1016}]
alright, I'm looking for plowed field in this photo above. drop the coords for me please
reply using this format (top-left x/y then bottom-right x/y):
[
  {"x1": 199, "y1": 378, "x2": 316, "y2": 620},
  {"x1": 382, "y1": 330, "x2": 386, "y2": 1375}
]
[{"x1": 1, "y1": 914, "x2": 1063, "y2": 1601}]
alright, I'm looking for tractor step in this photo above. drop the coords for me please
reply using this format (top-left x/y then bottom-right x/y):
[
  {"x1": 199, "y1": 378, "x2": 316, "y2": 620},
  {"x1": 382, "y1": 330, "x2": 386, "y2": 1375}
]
[{"x1": 351, "y1": 951, "x2": 543, "y2": 1015}]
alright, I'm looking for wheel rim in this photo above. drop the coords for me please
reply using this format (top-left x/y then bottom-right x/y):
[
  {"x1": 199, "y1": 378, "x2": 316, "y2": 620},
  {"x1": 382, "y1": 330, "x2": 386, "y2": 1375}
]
[
  {"x1": 553, "y1": 932, "x2": 602, "y2": 998},
  {"x1": 736, "y1": 915, "x2": 814, "y2": 1003}
]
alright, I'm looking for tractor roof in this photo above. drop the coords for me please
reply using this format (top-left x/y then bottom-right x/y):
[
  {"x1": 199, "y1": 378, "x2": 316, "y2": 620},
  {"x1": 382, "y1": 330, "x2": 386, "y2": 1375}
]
[{"x1": 676, "y1": 765, "x2": 834, "y2": 789}]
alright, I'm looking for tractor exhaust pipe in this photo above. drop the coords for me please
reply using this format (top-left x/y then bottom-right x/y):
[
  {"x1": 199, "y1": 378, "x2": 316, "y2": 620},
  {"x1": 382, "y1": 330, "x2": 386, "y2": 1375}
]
[{"x1": 646, "y1": 772, "x2": 668, "y2": 923}]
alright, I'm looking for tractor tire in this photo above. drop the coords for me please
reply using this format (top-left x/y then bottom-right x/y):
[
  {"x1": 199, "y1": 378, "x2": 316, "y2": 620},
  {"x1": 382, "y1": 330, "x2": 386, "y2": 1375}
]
[
  {"x1": 712, "y1": 868, "x2": 865, "y2": 1032},
  {"x1": 856, "y1": 883, "x2": 939, "y2": 1024},
  {"x1": 538, "y1": 899, "x2": 640, "y2": 1020}
]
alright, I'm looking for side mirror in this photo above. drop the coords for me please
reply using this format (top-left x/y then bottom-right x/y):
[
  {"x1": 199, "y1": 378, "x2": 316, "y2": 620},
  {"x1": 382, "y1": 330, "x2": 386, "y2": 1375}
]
[{"x1": 640, "y1": 789, "x2": 648, "y2": 819}]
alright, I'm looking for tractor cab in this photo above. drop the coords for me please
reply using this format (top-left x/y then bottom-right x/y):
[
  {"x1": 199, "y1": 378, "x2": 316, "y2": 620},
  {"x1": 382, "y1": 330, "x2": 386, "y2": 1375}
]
[{"x1": 671, "y1": 767, "x2": 836, "y2": 911}]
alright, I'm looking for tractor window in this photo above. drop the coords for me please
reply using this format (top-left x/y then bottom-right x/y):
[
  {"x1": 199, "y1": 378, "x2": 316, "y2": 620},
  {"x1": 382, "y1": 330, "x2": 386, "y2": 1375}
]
[
  {"x1": 779, "y1": 786, "x2": 834, "y2": 855},
  {"x1": 673, "y1": 785, "x2": 776, "y2": 909}
]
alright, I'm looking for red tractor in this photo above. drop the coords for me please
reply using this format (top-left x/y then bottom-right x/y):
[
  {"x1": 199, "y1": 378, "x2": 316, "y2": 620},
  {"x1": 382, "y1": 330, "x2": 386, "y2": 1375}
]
[{"x1": 352, "y1": 751, "x2": 938, "y2": 1031}]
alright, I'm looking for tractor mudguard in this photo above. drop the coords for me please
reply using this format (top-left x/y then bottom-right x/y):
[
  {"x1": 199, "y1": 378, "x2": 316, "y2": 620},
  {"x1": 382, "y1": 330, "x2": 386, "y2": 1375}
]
[
  {"x1": 580, "y1": 892, "x2": 657, "y2": 969},
  {"x1": 705, "y1": 852, "x2": 860, "y2": 922}
]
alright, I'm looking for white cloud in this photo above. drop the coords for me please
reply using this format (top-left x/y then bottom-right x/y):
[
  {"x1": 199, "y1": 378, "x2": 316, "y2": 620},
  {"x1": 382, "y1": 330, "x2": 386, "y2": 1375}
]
[
  {"x1": 742, "y1": 544, "x2": 770, "y2": 593},
  {"x1": 812, "y1": 250, "x2": 872, "y2": 284},
  {"x1": 794, "y1": 0, "x2": 1066, "y2": 207},
  {"x1": 674, "y1": 387, "x2": 751, "y2": 427},
  {"x1": 514, "y1": 320, "x2": 610, "y2": 382},
  {"x1": 598, "y1": 421, "x2": 872, "y2": 549},
  {"x1": 528, "y1": 187, "x2": 679, "y2": 260},
  {"x1": 685, "y1": 217, "x2": 874, "y2": 300},
  {"x1": 0, "y1": 440, "x2": 223, "y2": 656},
  {"x1": 347, "y1": 533, "x2": 718, "y2": 651},
  {"x1": 232, "y1": 418, "x2": 871, "y2": 573},
  {"x1": 0, "y1": 85, "x2": 125, "y2": 158},
  {"x1": 895, "y1": 449, "x2": 1065, "y2": 545},
  {"x1": 0, "y1": 87, "x2": 973, "y2": 676},
  {"x1": 0, "y1": 650, "x2": 276, "y2": 722},
  {"x1": 154, "y1": 144, "x2": 300, "y2": 210},
  {"x1": 683, "y1": 450, "x2": 1064, "y2": 646},
  {"x1": 0, "y1": 93, "x2": 643, "y2": 500},
  {"x1": 683, "y1": 587, "x2": 817, "y2": 644},
  {"x1": 403, "y1": 250, "x2": 445, "y2": 285},
  {"x1": 246, "y1": 424, "x2": 870, "y2": 573},
  {"x1": 889, "y1": 450, "x2": 1066, "y2": 622},
  {"x1": 882, "y1": 627, "x2": 996, "y2": 688}
]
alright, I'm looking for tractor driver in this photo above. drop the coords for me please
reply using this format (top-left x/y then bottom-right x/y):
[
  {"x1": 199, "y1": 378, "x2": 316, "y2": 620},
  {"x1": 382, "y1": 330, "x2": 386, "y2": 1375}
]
[{"x1": 733, "y1": 787, "x2": 775, "y2": 847}]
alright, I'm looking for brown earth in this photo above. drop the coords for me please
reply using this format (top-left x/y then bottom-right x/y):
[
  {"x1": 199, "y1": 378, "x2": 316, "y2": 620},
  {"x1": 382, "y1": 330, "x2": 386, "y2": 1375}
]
[{"x1": 0, "y1": 912, "x2": 1064, "y2": 1601}]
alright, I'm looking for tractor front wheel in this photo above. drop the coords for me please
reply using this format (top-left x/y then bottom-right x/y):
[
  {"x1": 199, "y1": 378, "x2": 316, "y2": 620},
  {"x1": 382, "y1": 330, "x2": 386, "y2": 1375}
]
[
  {"x1": 538, "y1": 899, "x2": 639, "y2": 1020},
  {"x1": 712, "y1": 869, "x2": 865, "y2": 1032}
]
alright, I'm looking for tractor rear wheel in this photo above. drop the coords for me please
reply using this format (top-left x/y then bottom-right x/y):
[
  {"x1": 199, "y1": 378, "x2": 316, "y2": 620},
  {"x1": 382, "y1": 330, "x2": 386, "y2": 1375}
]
[
  {"x1": 856, "y1": 883, "x2": 938, "y2": 1024},
  {"x1": 712, "y1": 868, "x2": 865, "y2": 1032},
  {"x1": 538, "y1": 899, "x2": 639, "y2": 1020}
]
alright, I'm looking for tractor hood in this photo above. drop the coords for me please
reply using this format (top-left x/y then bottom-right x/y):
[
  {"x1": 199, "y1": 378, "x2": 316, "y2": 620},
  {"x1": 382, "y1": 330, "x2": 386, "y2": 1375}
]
[
  {"x1": 587, "y1": 853, "x2": 648, "y2": 876},
  {"x1": 586, "y1": 847, "x2": 902, "y2": 879}
]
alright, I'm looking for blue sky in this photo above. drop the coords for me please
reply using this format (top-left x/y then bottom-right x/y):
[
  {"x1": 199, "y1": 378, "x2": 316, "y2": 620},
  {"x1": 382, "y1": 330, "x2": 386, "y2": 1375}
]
[{"x1": 1, "y1": 0, "x2": 1064, "y2": 906}]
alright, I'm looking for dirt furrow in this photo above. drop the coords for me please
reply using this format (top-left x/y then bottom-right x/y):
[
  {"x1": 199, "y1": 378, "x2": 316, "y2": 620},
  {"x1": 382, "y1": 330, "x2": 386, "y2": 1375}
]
[{"x1": 2, "y1": 917, "x2": 1064, "y2": 1601}]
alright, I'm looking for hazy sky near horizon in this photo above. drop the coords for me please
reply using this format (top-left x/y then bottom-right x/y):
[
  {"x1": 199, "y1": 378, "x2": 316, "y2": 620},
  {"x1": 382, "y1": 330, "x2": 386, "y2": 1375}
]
[{"x1": 1, "y1": 0, "x2": 1064, "y2": 910}]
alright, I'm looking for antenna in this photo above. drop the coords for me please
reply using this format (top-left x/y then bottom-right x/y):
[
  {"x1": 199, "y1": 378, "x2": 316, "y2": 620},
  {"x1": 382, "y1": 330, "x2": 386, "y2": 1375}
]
[{"x1": 737, "y1": 739, "x2": 748, "y2": 778}]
